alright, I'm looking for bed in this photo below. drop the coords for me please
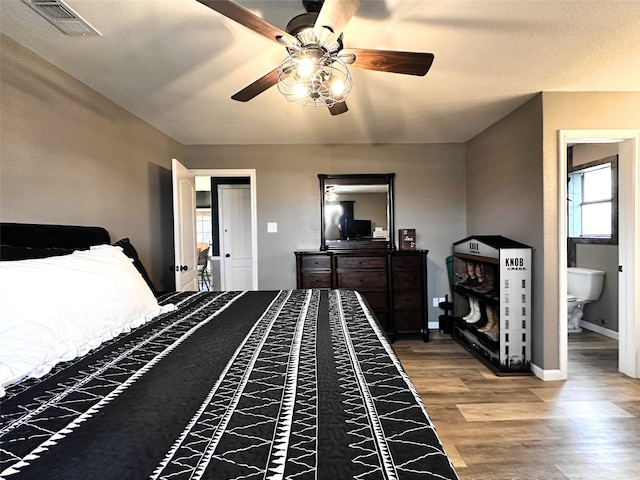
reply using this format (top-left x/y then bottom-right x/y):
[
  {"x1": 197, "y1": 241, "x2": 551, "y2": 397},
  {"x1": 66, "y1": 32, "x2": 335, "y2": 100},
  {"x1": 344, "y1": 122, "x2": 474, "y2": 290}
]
[{"x1": 0, "y1": 223, "x2": 458, "y2": 480}]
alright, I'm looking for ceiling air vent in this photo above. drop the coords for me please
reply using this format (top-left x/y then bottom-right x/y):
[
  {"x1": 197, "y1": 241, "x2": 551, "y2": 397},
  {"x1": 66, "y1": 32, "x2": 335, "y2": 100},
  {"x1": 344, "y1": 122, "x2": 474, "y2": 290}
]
[{"x1": 22, "y1": 0, "x2": 101, "y2": 36}]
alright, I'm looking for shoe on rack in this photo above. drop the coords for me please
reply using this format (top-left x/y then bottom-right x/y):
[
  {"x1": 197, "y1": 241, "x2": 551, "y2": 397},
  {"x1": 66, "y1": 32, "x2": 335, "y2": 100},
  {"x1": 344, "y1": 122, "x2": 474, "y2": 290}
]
[
  {"x1": 458, "y1": 261, "x2": 481, "y2": 287},
  {"x1": 473, "y1": 264, "x2": 495, "y2": 294},
  {"x1": 462, "y1": 297, "x2": 481, "y2": 323},
  {"x1": 463, "y1": 297, "x2": 483, "y2": 324},
  {"x1": 468, "y1": 313, "x2": 488, "y2": 329},
  {"x1": 478, "y1": 306, "x2": 499, "y2": 333}
]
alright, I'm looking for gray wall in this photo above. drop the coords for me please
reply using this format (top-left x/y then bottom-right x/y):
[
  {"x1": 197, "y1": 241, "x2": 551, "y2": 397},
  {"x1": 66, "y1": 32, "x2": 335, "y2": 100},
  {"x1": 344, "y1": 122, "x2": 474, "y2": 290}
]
[
  {"x1": 542, "y1": 91, "x2": 640, "y2": 369},
  {"x1": 0, "y1": 34, "x2": 181, "y2": 291},
  {"x1": 465, "y1": 92, "x2": 640, "y2": 371},
  {"x1": 183, "y1": 143, "x2": 468, "y2": 321},
  {"x1": 465, "y1": 95, "x2": 545, "y2": 367},
  {"x1": 575, "y1": 244, "x2": 619, "y2": 331},
  {"x1": 572, "y1": 143, "x2": 619, "y2": 166}
]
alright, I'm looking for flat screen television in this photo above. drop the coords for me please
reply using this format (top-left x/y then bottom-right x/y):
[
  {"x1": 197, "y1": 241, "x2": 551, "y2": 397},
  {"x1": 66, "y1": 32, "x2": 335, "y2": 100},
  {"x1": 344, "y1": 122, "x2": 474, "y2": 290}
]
[{"x1": 344, "y1": 219, "x2": 372, "y2": 239}]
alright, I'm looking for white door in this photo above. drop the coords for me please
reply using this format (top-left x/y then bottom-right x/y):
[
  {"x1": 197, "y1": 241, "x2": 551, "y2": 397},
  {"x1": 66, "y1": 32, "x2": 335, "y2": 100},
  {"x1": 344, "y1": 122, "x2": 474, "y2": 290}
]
[
  {"x1": 219, "y1": 185, "x2": 253, "y2": 290},
  {"x1": 172, "y1": 158, "x2": 198, "y2": 291},
  {"x1": 617, "y1": 137, "x2": 640, "y2": 378}
]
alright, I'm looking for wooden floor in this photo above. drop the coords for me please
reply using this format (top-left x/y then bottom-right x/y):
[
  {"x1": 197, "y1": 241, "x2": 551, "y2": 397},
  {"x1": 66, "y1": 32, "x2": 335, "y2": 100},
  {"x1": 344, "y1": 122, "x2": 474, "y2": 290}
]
[{"x1": 393, "y1": 330, "x2": 640, "y2": 480}]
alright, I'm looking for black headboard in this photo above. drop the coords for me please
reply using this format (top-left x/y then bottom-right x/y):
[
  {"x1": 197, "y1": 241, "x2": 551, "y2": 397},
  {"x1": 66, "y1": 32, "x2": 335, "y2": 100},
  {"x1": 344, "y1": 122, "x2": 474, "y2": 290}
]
[{"x1": 0, "y1": 223, "x2": 110, "y2": 260}]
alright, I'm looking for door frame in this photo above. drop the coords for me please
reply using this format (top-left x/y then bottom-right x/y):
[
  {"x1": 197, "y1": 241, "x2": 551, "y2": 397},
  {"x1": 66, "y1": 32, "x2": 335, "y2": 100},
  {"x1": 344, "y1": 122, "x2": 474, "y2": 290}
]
[
  {"x1": 191, "y1": 169, "x2": 258, "y2": 290},
  {"x1": 558, "y1": 130, "x2": 640, "y2": 379}
]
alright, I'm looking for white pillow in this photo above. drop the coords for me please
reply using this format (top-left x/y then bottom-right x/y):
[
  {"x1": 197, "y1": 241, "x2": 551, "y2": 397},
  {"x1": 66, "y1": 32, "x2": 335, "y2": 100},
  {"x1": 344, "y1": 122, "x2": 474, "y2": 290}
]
[{"x1": 0, "y1": 245, "x2": 175, "y2": 397}]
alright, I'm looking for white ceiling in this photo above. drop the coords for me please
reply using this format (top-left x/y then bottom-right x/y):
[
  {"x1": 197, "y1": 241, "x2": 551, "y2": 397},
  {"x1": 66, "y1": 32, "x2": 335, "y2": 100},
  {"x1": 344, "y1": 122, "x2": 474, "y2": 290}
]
[{"x1": 1, "y1": 0, "x2": 639, "y2": 145}]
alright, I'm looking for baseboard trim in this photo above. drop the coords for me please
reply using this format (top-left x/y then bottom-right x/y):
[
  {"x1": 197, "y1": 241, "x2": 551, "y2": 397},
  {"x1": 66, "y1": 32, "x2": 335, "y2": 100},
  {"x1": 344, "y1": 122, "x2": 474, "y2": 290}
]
[
  {"x1": 578, "y1": 321, "x2": 619, "y2": 340},
  {"x1": 530, "y1": 363, "x2": 565, "y2": 381}
]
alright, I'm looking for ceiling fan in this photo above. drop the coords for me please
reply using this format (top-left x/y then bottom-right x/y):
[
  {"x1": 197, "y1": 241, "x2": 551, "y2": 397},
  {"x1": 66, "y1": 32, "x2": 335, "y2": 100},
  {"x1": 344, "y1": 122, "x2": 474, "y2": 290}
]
[{"x1": 196, "y1": 0, "x2": 434, "y2": 115}]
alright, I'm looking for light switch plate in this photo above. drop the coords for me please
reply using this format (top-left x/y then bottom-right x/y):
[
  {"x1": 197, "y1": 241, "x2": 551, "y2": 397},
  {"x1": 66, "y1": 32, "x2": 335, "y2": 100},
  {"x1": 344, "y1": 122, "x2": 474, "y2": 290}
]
[{"x1": 267, "y1": 222, "x2": 278, "y2": 233}]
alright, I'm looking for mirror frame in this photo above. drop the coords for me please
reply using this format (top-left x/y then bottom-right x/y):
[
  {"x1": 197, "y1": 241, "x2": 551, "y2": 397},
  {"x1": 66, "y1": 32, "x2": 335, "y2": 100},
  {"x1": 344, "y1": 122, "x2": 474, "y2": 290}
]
[{"x1": 319, "y1": 173, "x2": 395, "y2": 251}]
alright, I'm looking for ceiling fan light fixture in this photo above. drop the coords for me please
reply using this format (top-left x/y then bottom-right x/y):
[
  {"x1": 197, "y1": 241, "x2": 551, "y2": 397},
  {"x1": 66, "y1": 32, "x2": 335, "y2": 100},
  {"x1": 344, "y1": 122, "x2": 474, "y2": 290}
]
[
  {"x1": 198, "y1": 0, "x2": 434, "y2": 115},
  {"x1": 330, "y1": 79, "x2": 345, "y2": 95},
  {"x1": 293, "y1": 83, "x2": 309, "y2": 98},
  {"x1": 297, "y1": 57, "x2": 316, "y2": 77},
  {"x1": 277, "y1": 47, "x2": 352, "y2": 108}
]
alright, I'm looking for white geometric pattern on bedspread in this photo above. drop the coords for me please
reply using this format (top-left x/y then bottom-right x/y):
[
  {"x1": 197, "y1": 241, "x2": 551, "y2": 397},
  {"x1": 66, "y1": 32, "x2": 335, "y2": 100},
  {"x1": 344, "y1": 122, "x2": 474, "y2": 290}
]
[
  {"x1": 0, "y1": 291, "x2": 244, "y2": 476},
  {"x1": 0, "y1": 289, "x2": 457, "y2": 480},
  {"x1": 152, "y1": 289, "x2": 451, "y2": 479}
]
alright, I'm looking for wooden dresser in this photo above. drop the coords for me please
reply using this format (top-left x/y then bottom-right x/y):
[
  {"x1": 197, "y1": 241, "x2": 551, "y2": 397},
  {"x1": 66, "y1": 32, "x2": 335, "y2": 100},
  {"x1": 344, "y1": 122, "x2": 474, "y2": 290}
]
[{"x1": 295, "y1": 249, "x2": 429, "y2": 341}]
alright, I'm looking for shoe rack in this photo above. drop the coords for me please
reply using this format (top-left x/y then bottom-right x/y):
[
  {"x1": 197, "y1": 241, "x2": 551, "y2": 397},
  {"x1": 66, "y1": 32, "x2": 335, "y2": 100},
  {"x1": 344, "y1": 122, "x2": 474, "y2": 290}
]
[{"x1": 451, "y1": 235, "x2": 532, "y2": 375}]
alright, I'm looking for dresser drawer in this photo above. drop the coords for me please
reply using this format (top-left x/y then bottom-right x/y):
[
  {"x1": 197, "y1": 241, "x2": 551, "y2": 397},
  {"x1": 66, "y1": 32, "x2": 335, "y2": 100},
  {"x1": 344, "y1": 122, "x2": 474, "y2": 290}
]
[
  {"x1": 301, "y1": 255, "x2": 331, "y2": 270},
  {"x1": 393, "y1": 270, "x2": 423, "y2": 289},
  {"x1": 393, "y1": 290, "x2": 423, "y2": 309},
  {"x1": 336, "y1": 256, "x2": 387, "y2": 270},
  {"x1": 394, "y1": 310, "x2": 423, "y2": 331},
  {"x1": 338, "y1": 272, "x2": 387, "y2": 289},
  {"x1": 392, "y1": 255, "x2": 422, "y2": 270},
  {"x1": 359, "y1": 291, "x2": 388, "y2": 310},
  {"x1": 372, "y1": 311, "x2": 390, "y2": 330},
  {"x1": 300, "y1": 273, "x2": 332, "y2": 288}
]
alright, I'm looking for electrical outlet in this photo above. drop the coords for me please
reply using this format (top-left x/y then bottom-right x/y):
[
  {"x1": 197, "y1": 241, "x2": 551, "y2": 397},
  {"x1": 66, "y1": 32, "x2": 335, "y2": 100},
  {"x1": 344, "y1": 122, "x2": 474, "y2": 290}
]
[{"x1": 433, "y1": 297, "x2": 446, "y2": 308}]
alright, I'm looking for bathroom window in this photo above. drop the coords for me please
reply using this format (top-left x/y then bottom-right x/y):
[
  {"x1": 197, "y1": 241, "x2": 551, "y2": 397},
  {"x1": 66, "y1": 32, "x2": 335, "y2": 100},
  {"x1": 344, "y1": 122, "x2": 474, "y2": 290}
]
[{"x1": 568, "y1": 155, "x2": 618, "y2": 243}]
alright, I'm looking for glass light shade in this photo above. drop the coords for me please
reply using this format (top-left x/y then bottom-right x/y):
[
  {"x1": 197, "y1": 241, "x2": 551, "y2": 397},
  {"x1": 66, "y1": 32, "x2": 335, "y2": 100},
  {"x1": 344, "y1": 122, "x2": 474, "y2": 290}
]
[
  {"x1": 293, "y1": 83, "x2": 308, "y2": 98},
  {"x1": 277, "y1": 48, "x2": 352, "y2": 107},
  {"x1": 330, "y1": 79, "x2": 345, "y2": 95},
  {"x1": 297, "y1": 57, "x2": 315, "y2": 77}
]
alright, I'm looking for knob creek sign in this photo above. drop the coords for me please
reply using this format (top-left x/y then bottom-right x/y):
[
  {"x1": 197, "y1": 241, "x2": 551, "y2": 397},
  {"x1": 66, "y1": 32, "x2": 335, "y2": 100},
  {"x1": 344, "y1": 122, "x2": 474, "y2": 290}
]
[
  {"x1": 453, "y1": 239, "x2": 499, "y2": 259},
  {"x1": 505, "y1": 257, "x2": 528, "y2": 271}
]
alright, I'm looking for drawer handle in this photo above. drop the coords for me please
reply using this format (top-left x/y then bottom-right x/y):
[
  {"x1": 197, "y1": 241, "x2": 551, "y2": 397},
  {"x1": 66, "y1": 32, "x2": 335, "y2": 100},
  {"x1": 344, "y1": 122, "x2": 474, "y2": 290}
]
[
  {"x1": 313, "y1": 279, "x2": 320, "y2": 283},
  {"x1": 359, "y1": 261, "x2": 365, "y2": 265},
  {"x1": 313, "y1": 261, "x2": 319, "y2": 265}
]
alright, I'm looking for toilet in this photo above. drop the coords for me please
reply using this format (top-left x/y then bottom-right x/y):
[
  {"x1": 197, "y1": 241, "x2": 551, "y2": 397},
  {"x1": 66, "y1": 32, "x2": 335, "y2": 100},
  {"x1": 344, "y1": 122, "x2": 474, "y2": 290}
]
[{"x1": 567, "y1": 267, "x2": 605, "y2": 333}]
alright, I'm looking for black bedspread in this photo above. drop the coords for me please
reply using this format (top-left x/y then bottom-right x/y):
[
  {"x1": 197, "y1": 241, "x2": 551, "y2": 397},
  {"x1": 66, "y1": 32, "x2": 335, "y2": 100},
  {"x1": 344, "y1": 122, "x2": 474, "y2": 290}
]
[{"x1": 1, "y1": 289, "x2": 458, "y2": 480}]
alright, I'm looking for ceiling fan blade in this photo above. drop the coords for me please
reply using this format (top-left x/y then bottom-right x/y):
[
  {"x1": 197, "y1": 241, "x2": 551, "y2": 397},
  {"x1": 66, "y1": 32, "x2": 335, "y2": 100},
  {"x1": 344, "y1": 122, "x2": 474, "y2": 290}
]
[
  {"x1": 328, "y1": 102, "x2": 348, "y2": 115},
  {"x1": 341, "y1": 48, "x2": 435, "y2": 76},
  {"x1": 231, "y1": 68, "x2": 280, "y2": 102},
  {"x1": 314, "y1": 0, "x2": 363, "y2": 46},
  {"x1": 196, "y1": 0, "x2": 298, "y2": 46}
]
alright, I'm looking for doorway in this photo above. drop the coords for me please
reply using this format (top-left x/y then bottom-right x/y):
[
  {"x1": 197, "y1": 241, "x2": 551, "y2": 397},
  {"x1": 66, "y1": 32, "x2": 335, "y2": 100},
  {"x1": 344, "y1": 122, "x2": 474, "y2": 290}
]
[
  {"x1": 566, "y1": 144, "x2": 620, "y2": 377},
  {"x1": 558, "y1": 130, "x2": 640, "y2": 379},
  {"x1": 192, "y1": 169, "x2": 258, "y2": 291}
]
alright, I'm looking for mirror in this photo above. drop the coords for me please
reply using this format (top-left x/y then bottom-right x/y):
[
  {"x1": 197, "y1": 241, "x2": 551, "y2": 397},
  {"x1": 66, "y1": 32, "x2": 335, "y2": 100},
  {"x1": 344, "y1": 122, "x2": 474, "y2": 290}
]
[{"x1": 319, "y1": 173, "x2": 395, "y2": 250}]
